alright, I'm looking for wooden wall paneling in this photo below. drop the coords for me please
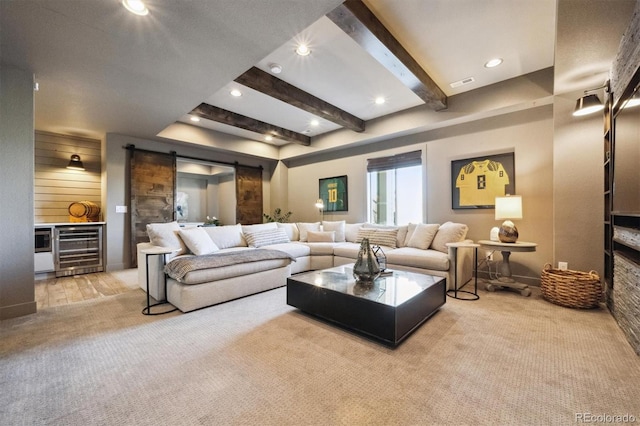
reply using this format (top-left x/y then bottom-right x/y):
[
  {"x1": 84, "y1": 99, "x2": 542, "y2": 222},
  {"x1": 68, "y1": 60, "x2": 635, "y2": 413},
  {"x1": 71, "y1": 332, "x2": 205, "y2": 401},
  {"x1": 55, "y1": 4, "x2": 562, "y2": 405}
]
[
  {"x1": 235, "y1": 165, "x2": 263, "y2": 225},
  {"x1": 34, "y1": 131, "x2": 101, "y2": 223},
  {"x1": 129, "y1": 149, "x2": 176, "y2": 267}
]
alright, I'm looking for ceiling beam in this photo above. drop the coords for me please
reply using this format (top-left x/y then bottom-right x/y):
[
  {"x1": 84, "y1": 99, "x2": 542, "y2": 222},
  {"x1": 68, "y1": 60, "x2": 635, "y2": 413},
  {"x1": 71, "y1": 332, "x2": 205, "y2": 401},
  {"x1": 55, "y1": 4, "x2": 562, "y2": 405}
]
[
  {"x1": 327, "y1": 0, "x2": 448, "y2": 111},
  {"x1": 235, "y1": 67, "x2": 365, "y2": 132},
  {"x1": 191, "y1": 103, "x2": 310, "y2": 146}
]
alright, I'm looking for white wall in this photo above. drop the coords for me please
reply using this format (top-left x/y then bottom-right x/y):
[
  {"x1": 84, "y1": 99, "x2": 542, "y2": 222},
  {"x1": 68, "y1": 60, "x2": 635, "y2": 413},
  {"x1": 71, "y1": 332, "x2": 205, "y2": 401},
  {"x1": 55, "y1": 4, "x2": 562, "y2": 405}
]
[{"x1": 285, "y1": 105, "x2": 554, "y2": 284}]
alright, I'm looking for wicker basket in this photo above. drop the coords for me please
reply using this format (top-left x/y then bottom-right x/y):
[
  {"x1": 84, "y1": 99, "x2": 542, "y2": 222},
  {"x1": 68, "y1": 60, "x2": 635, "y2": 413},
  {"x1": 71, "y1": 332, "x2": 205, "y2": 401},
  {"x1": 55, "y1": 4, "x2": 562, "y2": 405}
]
[{"x1": 540, "y1": 263, "x2": 602, "y2": 309}]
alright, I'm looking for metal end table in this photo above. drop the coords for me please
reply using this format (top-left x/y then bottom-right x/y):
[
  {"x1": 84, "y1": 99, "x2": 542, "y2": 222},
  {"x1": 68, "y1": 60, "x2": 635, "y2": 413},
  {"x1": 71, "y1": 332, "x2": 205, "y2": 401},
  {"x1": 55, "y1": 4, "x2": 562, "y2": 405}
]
[
  {"x1": 141, "y1": 247, "x2": 179, "y2": 315},
  {"x1": 446, "y1": 242, "x2": 480, "y2": 301}
]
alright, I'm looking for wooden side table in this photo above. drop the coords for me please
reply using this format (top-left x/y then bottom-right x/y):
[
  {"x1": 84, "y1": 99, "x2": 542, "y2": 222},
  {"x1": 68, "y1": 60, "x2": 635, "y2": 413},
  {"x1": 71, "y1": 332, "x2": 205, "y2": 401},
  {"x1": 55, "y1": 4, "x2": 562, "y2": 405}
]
[
  {"x1": 140, "y1": 247, "x2": 179, "y2": 315},
  {"x1": 446, "y1": 242, "x2": 480, "y2": 300},
  {"x1": 477, "y1": 240, "x2": 537, "y2": 297}
]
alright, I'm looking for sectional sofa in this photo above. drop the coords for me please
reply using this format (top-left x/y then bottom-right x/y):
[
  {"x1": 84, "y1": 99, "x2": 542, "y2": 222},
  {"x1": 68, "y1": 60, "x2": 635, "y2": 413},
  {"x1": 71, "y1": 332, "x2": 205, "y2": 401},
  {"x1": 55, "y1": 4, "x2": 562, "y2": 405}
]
[{"x1": 137, "y1": 220, "x2": 473, "y2": 312}]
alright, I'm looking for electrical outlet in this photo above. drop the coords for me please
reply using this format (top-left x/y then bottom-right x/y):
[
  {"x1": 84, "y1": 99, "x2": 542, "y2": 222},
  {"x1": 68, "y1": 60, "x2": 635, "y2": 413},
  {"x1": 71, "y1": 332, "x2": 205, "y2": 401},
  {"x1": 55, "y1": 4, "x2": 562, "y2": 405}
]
[
  {"x1": 558, "y1": 261, "x2": 568, "y2": 270},
  {"x1": 115, "y1": 205, "x2": 127, "y2": 213}
]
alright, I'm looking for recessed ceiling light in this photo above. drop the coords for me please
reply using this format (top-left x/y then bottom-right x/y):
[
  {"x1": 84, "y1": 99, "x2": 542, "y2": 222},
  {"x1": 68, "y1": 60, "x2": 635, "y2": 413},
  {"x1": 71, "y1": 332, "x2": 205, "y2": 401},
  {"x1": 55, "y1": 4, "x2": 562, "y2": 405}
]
[
  {"x1": 375, "y1": 96, "x2": 386, "y2": 105},
  {"x1": 269, "y1": 63, "x2": 283, "y2": 74},
  {"x1": 295, "y1": 44, "x2": 311, "y2": 56},
  {"x1": 190, "y1": 116, "x2": 200, "y2": 122},
  {"x1": 230, "y1": 89, "x2": 242, "y2": 97},
  {"x1": 484, "y1": 58, "x2": 503, "y2": 68},
  {"x1": 122, "y1": 0, "x2": 149, "y2": 16},
  {"x1": 264, "y1": 135, "x2": 273, "y2": 142},
  {"x1": 310, "y1": 119, "x2": 319, "y2": 127}
]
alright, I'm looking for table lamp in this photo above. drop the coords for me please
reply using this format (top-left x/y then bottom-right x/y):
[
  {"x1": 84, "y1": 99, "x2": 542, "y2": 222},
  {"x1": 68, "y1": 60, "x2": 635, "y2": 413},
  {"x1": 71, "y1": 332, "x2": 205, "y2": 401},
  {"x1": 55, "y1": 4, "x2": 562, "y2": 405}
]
[{"x1": 494, "y1": 195, "x2": 522, "y2": 243}]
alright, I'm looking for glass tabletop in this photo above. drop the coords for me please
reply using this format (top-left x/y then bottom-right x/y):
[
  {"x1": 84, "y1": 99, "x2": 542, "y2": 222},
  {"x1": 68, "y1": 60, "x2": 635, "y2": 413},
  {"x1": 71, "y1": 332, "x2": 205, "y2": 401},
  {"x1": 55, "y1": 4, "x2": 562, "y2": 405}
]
[{"x1": 289, "y1": 264, "x2": 443, "y2": 307}]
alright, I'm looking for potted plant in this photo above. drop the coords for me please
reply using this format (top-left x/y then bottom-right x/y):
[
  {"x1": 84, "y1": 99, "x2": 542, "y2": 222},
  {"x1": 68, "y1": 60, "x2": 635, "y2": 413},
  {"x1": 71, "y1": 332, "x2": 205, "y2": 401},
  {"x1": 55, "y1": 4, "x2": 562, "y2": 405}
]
[{"x1": 263, "y1": 208, "x2": 292, "y2": 223}]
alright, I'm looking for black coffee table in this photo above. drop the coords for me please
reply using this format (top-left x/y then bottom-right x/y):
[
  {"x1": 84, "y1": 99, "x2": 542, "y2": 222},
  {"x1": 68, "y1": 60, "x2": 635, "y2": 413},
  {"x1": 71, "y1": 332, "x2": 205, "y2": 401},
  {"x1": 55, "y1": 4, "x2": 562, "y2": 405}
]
[{"x1": 287, "y1": 264, "x2": 446, "y2": 347}]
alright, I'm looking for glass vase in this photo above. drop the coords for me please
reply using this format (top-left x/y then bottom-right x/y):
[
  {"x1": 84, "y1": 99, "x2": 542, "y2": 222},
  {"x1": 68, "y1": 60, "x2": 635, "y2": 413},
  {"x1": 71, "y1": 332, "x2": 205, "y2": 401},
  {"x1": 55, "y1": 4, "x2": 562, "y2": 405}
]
[{"x1": 353, "y1": 237, "x2": 381, "y2": 283}]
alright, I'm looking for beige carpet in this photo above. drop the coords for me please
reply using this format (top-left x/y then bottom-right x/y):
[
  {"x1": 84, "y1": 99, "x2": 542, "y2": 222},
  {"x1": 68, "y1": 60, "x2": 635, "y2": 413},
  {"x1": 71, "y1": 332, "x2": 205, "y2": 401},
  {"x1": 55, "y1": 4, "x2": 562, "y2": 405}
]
[{"x1": 1, "y1": 280, "x2": 639, "y2": 425}]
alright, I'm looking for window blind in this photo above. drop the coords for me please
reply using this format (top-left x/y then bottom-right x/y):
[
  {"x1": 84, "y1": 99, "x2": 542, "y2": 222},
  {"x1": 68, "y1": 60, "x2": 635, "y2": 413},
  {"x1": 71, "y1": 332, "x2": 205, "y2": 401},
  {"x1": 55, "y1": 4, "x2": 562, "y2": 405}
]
[{"x1": 366, "y1": 150, "x2": 422, "y2": 172}]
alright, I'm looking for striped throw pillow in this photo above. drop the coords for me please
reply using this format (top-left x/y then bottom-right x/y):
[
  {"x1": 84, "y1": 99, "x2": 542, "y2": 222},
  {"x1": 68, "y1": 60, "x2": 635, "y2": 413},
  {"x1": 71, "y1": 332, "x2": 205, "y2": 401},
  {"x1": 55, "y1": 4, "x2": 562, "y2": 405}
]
[
  {"x1": 355, "y1": 228, "x2": 398, "y2": 249},
  {"x1": 244, "y1": 228, "x2": 290, "y2": 248}
]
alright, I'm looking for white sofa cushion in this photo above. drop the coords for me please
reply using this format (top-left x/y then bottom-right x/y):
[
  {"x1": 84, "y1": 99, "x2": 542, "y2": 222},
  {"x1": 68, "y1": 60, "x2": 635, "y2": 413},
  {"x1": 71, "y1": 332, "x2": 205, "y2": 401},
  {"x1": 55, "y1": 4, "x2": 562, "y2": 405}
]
[
  {"x1": 296, "y1": 222, "x2": 321, "y2": 242},
  {"x1": 261, "y1": 242, "x2": 311, "y2": 258},
  {"x1": 431, "y1": 222, "x2": 469, "y2": 253},
  {"x1": 203, "y1": 224, "x2": 247, "y2": 249},
  {"x1": 277, "y1": 222, "x2": 299, "y2": 241},
  {"x1": 306, "y1": 242, "x2": 338, "y2": 256},
  {"x1": 146, "y1": 221, "x2": 188, "y2": 256},
  {"x1": 385, "y1": 247, "x2": 450, "y2": 271},
  {"x1": 322, "y1": 220, "x2": 346, "y2": 242},
  {"x1": 244, "y1": 228, "x2": 290, "y2": 248},
  {"x1": 178, "y1": 227, "x2": 219, "y2": 255},
  {"x1": 407, "y1": 223, "x2": 439, "y2": 250},
  {"x1": 332, "y1": 242, "x2": 360, "y2": 258},
  {"x1": 307, "y1": 230, "x2": 335, "y2": 242},
  {"x1": 242, "y1": 222, "x2": 277, "y2": 234}
]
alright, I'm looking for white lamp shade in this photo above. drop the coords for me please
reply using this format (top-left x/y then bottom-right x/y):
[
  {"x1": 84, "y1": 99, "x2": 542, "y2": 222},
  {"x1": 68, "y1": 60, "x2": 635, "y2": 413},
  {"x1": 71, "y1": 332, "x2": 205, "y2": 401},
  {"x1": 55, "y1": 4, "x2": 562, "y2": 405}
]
[{"x1": 495, "y1": 195, "x2": 522, "y2": 220}]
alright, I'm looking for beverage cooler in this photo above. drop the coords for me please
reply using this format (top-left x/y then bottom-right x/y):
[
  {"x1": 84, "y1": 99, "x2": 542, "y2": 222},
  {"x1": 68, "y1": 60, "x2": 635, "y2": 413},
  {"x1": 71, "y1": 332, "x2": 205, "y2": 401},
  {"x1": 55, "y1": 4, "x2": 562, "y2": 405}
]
[{"x1": 54, "y1": 225, "x2": 104, "y2": 277}]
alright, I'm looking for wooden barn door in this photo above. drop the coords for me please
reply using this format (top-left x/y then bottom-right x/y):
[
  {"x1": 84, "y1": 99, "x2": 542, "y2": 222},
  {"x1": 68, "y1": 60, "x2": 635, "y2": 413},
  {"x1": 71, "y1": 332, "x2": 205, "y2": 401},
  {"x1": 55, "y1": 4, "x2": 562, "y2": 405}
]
[
  {"x1": 129, "y1": 149, "x2": 176, "y2": 267},
  {"x1": 235, "y1": 165, "x2": 263, "y2": 225}
]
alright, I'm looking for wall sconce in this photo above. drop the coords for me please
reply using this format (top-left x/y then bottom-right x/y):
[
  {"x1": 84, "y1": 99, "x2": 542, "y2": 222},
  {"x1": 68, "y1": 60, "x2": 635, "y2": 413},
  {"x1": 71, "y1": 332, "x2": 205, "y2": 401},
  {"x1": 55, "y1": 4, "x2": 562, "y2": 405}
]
[
  {"x1": 573, "y1": 82, "x2": 609, "y2": 117},
  {"x1": 315, "y1": 199, "x2": 324, "y2": 222},
  {"x1": 66, "y1": 154, "x2": 85, "y2": 171},
  {"x1": 495, "y1": 195, "x2": 522, "y2": 243}
]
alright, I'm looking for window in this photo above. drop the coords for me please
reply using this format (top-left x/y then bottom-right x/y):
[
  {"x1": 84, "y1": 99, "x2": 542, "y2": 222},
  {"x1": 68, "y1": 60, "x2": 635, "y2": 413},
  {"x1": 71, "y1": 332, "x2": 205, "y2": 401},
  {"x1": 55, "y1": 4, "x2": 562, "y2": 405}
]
[{"x1": 367, "y1": 150, "x2": 423, "y2": 225}]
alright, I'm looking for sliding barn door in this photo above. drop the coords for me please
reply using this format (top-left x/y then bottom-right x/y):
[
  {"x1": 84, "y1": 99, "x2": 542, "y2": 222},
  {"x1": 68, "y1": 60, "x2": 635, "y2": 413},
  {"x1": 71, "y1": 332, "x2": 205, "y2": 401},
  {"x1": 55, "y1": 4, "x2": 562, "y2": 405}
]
[
  {"x1": 129, "y1": 149, "x2": 176, "y2": 266},
  {"x1": 235, "y1": 165, "x2": 263, "y2": 225}
]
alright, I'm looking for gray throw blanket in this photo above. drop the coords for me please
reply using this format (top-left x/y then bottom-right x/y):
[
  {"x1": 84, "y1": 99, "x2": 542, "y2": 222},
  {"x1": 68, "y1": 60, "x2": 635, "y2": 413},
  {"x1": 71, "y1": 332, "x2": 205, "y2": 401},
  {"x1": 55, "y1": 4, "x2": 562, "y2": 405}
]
[{"x1": 164, "y1": 249, "x2": 296, "y2": 282}]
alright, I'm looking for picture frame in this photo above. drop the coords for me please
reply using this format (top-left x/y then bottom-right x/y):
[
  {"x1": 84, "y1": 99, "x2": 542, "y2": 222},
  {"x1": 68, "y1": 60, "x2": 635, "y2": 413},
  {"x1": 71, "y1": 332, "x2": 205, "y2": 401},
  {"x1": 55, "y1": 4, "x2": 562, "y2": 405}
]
[
  {"x1": 319, "y1": 175, "x2": 348, "y2": 212},
  {"x1": 451, "y1": 152, "x2": 515, "y2": 209}
]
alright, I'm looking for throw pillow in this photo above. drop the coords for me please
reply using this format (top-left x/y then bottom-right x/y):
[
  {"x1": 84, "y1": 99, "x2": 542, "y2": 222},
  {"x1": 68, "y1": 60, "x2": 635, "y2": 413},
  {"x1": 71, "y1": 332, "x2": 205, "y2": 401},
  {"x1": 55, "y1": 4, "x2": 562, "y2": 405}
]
[
  {"x1": 321, "y1": 220, "x2": 345, "y2": 242},
  {"x1": 296, "y1": 222, "x2": 321, "y2": 242},
  {"x1": 345, "y1": 223, "x2": 365, "y2": 242},
  {"x1": 355, "y1": 228, "x2": 398, "y2": 248},
  {"x1": 146, "y1": 222, "x2": 188, "y2": 255},
  {"x1": 277, "y1": 222, "x2": 299, "y2": 241},
  {"x1": 355, "y1": 227, "x2": 375, "y2": 243},
  {"x1": 430, "y1": 222, "x2": 469, "y2": 253},
  {"x1": 307, "y1": 230, "x2": 335, "y2": 242},
  {"x1": 407, "y1": 223, "x2": 440, "y2": 250},
  {"x1": 178, "y1": 227, "x2": 219, "y2": 255},
  {"x1": 363, "y1": 223, "x2": 405, "y2": 247},
  {"x1": 244, "y1": 228, "x2": 290, "y2": 248},
  {"x1": 203, "y1": 224, "x2": 246, "y2": 249},
  {"x1": 404, "y1": 223, "x2": 419, "y2": 247}
]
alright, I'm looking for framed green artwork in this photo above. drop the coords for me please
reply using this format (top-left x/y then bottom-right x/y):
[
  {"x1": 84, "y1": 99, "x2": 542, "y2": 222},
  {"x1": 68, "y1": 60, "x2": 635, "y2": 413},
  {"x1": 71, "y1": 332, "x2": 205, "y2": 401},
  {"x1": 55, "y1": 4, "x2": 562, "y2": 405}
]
[{"x1": 319, "y1": 175, "x2": 348, "y2": 212}]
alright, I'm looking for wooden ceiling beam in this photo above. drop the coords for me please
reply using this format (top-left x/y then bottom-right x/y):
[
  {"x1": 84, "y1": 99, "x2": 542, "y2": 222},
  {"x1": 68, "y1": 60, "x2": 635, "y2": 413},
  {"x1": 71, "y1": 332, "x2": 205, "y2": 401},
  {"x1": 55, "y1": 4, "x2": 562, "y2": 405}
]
[
  {"x1": 327, "y1": 0, "x2": 448, "y2": 111},
  {"x1": 235, "y1": 67, "x2": 365, "y2": 132},
  {"x1": 191, "y1": 103, "x2": 310, "y2": 146}
]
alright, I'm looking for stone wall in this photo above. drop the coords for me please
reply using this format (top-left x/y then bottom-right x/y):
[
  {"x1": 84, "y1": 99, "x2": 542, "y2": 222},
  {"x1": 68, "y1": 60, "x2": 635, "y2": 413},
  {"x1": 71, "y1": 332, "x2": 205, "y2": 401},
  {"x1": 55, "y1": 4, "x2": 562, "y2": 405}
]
[{"x1": 613, "y1": 253, "x2": 640, "y2": 355}]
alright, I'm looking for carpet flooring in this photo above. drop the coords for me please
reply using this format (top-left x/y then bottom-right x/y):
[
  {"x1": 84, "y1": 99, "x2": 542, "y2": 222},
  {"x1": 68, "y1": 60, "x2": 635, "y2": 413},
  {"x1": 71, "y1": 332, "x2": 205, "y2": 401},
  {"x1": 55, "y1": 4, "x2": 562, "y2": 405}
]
[{"x1": 1, "y1": 279, "x2": 639, "y2": 425}]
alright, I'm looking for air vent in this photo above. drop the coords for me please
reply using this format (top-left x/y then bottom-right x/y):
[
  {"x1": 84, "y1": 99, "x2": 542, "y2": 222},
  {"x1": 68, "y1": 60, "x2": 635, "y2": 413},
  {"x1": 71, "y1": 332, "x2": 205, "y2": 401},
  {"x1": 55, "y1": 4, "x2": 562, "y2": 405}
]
[{"x1": 450, "y1": 77, "x2": 475, "y2": 88}]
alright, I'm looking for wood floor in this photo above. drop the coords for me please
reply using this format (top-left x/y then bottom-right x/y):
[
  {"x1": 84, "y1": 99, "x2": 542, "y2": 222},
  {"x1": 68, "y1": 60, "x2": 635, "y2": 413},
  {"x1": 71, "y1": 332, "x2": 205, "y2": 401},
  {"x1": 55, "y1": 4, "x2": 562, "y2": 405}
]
[{"x1": 35, "y1": 270, "x2": 138, "y2": 309}]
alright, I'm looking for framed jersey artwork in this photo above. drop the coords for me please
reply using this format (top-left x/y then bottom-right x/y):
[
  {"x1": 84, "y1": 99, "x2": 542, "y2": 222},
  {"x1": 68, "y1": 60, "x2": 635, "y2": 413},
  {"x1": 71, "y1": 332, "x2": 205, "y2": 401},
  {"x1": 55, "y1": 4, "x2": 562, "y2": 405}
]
[
  {"x1": 451, "y1": 152, "x2": 515, "y2": 209},
  {"x1": 319, "y1": 175, "x2": 348, "y2": 212}
]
